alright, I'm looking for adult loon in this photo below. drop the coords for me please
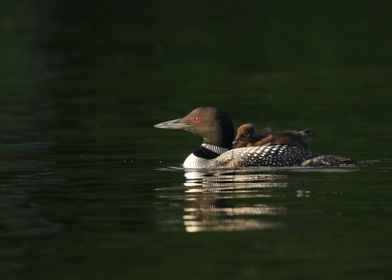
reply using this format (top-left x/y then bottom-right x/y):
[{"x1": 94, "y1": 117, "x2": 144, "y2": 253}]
[
  {"x1": 154, "y1": 107, "x2": 355, "y2": 169},
  {"x1": 233, "y1": 123, "x2": 311, "y2": 149}
]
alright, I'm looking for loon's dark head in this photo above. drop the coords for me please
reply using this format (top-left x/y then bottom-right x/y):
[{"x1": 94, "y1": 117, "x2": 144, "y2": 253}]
[{"x1": 154, "y1": 107, "x2": 235, "y2": 149}]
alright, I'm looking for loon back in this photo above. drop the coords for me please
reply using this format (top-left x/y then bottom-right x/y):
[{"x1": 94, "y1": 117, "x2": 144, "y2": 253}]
[{"x1": 211, "y1": 145, "x2": 314, "y2": 168}]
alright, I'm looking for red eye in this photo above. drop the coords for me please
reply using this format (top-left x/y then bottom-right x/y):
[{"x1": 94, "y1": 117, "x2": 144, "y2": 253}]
[{"x1": 194, "y1": 116, "x2": 200, "y2": 123}]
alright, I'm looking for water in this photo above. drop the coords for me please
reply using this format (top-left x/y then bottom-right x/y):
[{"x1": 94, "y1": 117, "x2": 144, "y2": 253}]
[{"x1": 1, "y1": 1, "x2": 392, "y2": 279}]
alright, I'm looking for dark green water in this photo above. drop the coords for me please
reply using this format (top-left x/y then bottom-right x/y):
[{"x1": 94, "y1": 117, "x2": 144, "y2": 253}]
[{"x1": 1, "y1": 1, "x2": 392, "y2": 279}]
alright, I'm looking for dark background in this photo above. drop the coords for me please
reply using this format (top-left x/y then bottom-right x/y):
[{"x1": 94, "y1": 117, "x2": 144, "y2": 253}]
[{"x1": 1, "y1": 1, "x2": 392, "y2": 280}]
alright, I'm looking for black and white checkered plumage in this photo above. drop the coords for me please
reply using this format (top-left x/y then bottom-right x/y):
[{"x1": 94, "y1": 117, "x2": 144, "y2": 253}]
[{"x1": 210, "y1": 145, "x2": 315, "y2": 168}]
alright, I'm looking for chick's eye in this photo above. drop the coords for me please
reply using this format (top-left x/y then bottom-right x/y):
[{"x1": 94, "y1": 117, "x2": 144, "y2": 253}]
[{"x1": 194, "y1": 116, "x2": 200, "y2": 123}]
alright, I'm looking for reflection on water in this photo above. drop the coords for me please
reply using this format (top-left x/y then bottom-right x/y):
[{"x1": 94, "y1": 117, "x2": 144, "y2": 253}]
[
  {"x1": 156, "y1": 169, "x2": 294, "y2": 233},
  {"x1": 182, "y1": 201, "x2": 285, "y2": 233},
  {"x1": 157, "y1": 167, "x2": 358, "y2": 232}
]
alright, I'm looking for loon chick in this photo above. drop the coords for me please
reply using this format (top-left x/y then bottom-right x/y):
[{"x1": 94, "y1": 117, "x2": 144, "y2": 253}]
[
  {"x1": 154, "y1": 107, "x2": 355, "y2": 169},
  {"x1": 233, "y1": 123, "x2": 311, "y2": 149}
]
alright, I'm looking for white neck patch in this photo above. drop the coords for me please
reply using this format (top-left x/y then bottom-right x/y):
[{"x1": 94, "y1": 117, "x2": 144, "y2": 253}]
[{"x1": 201, "y1": 143, "x2": 229, "y2": 155}]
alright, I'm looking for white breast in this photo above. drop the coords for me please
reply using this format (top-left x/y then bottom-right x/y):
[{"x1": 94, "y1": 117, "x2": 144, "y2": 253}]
[{"x1": 183, "y1": 153, "x2": 211, "y2": 169}]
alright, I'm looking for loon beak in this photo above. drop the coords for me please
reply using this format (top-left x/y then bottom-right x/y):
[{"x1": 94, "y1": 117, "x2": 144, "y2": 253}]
[{"x1": 154, "y1": 118, "x2": 186, "y2": 130}]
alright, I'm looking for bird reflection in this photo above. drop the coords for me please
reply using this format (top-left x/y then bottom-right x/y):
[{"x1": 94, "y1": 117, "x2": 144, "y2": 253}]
[{"x1": 156, "y1": 168, "x2": 294, "y2": 233}]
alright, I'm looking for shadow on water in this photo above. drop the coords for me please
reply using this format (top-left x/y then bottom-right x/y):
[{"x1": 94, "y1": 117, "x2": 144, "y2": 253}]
[{"x1": 155, "y1": 166, "x2": 359, "y2": 233}]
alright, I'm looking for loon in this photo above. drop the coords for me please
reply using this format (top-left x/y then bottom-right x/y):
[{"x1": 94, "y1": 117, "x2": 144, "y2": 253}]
[
  {"x1": 154, "y1": 107, "x2": 355, "y2": 169},
  {"x1": 233, "y1": 123, "x2": 311, "y2": 149}
]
